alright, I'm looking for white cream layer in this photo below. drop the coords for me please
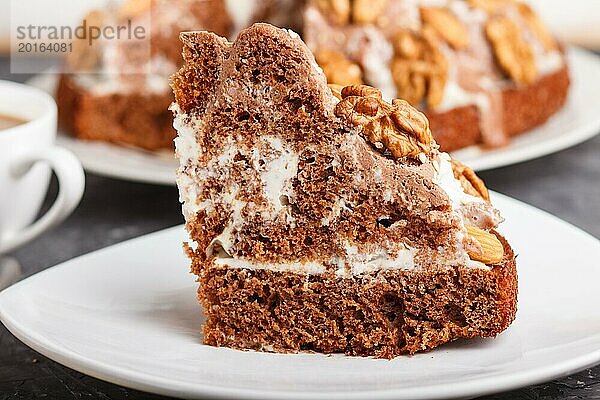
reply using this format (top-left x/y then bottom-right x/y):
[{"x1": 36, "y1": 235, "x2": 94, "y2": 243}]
[
  {"x1": 173, "y1": 105, "x2": 205, "y2": 222},
  {"x1": 173, "y1": 108, "x2": 496, "y2": 276},
  {"x1": 259, "y1": 137, "x2": 299, "y2": 214},
  {"x1": 338, "y1": 243, "x2": 417, "y2": 275},
  {"x1": 432, "y1": 152, "x2": 483, "y2": 209},
  {"x1": 213, "y1": 244, "x2": 417, "y2": 276},
  {"x1": 214, "y1": 255, "x2": 326, "y2": 274}
]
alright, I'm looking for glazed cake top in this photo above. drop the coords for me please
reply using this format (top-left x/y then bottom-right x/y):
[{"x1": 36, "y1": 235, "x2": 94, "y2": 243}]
[
  {"x1": 304, "y1": 0, "x2": 565, "y2": 147},
  {"x1": 171, "y1": 23, "x2": 505, "y2": 275}
]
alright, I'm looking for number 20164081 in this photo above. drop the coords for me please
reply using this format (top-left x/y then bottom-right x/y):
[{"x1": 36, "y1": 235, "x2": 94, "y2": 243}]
[{"x1": 17, "y1": 42, "x2": 72, "y2": 53}]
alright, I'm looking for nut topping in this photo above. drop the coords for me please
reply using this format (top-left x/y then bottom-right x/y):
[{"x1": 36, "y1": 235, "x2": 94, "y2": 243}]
[
  {"x1": 315, "y1": 0, "x2": 350, "y2": 25},
  {"x1": 451, "y1": 159, "x2": 490, "y2": 201},
  {"x1": 352, "y1": 0, "x2": 389, "y2": 25},
  {"x1": 465, "y1": 225, "x2": 504, "y2": 264},
  {"x1": 341, "y1": 84, "x2": 381, "y2": 99},
  {"x1": 467, "y1": 0, "x2": 511, "y2": 13},
  {"x1": 515, "y1": 3, "x2": 557, "y2": 51},
  {"x1": 485, "y1": 15, "x2": 537, "y2": 84},
  {"x1": 391, "y1": 27, "x2": 448, "y2": 108},
  {"x1": 119, "y1": 0, "x2": 152, "y2": 19},
  {"x1": 420, "y1": 7, "x2": 469, "y2": 50},
  {"x1": 472, "y1": 1, "x2": 555, "y2": 80},
  {"x1": 328, "y1": 83, "x2": 344, "y2": 100},
  {"x1": 335, "y1": 85, "x2": 433, "y2": 159},
  {"x1": 315, "y1": 50, "x2": 363, "y2": 86},
  {"x1": 315, "y1": 0, "x2": 388, "y2": 25}
]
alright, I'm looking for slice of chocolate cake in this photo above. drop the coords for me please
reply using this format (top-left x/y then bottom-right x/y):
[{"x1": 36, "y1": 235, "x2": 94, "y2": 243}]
[{"x1": 171, "y1": 23, "x2": 517, "y2": 358}]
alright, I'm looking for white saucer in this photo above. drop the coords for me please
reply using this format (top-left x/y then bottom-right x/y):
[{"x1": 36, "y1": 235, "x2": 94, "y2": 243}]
[
  {"x1": 27, "y1": 47, "x2": 600, "y2": 185},
  {"x1": 1, "y1": 193, "x2": 599, "y2": 399}
]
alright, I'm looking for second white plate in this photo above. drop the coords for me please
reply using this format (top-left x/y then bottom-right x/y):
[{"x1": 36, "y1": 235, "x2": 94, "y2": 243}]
[
  {"x1": 28, "y1": 47, "x2": 600, "y2": 185},
  {"x1": 1, "y1": 193, "x2": 600, "y2": 399}
]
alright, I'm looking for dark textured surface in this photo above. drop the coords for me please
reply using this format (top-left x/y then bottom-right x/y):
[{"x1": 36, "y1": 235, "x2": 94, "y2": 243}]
[{"x1": 1, "y1": 59, "x2": 600, "y2": 399}]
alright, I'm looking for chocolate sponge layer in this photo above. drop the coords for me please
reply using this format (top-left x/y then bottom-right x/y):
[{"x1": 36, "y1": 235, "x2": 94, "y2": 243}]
[{"x1": 197, "y1": 234, "x2": 517, "y2": 358}]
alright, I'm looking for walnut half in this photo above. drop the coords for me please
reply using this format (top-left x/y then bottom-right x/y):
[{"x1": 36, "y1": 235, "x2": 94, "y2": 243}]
[
  {"x1": 65, "y1": 10, "x2": 106, "y2": 71},
  {"x1": 451, "y1": 159, "x2": 490, "y2": 201},
  {"x1": 315, "y1": 50, "x2": 363, "y2": 86},
  {"x1": 486, "y1": 15, "x2": 537, "y2": 85},
  {"x1": 118, "y1": 0, "x2": 152, "y2": 19},
  {"x1": 391, "y1": 27, "x2": 448, "y2": 109},
  {"x1": 315, "y1": 0, "x2": 388, "y2": 25},
  {"x1": 334, "y1": 85, "x2": 433, "y2": 159},
  {"x1": 420, "y1": 6, "x2": 469, "y2": 50}
]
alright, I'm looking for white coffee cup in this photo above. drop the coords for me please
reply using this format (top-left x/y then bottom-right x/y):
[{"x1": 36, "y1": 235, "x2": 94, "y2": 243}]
[{"x1": 0, "y1": 80, "x2": 84, "y2": 254}]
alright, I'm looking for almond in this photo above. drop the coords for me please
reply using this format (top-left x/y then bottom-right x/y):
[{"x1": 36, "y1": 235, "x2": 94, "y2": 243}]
[
  {"x1": 328, "y1": 84, "x2": 344, "y2": 100},
  {"x1": 466, "y1": 225, "x2": 504, "y2": 264}
]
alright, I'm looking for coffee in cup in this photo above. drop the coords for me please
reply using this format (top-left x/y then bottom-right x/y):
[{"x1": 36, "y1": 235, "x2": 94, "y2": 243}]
[{"x1": 0, "y1": 113, "x2": 27, "y2": 131}]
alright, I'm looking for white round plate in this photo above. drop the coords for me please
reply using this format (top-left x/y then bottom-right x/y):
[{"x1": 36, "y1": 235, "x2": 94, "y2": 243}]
[
  {"x1": 28, "y1": 47, "x2": 600, "y2": 184},
  {"x1": 1, "y1": 193, "x2": 599, "y2": 399}
]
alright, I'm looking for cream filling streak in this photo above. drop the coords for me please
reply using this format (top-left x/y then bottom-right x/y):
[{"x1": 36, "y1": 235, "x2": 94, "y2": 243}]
[{"x1": 213, "y1": 245, "x2": 417, "y2": 276}]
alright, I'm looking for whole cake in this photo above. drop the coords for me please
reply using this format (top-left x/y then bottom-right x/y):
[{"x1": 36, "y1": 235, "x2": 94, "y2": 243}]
[
  {"x1": 57, "y1": 0, "x2": 303, "y2": 150},
  {"x1": 59, "y1": 0, "x2": 568, "y2": 153},
  {"x1": 171, "y1": 23, "x2": 517, "y2": 358},
  {"x1": 304, "y1": 0, "x2": 570, "y2": 151}
]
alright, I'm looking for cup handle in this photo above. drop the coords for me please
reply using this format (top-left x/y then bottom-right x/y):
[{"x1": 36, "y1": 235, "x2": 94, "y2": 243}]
[{"x1": 0, "y1": 146, "x2": 85, "y2": 254}]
